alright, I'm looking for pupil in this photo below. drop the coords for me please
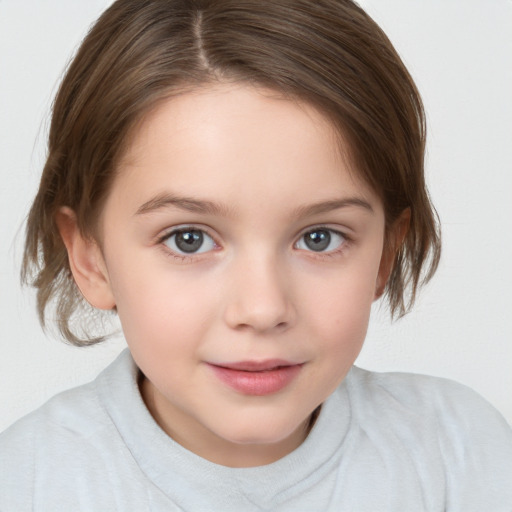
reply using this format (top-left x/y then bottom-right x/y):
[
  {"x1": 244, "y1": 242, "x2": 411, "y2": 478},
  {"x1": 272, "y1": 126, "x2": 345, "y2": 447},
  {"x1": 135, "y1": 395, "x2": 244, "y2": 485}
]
[
  {"x1": 305, "y1": 230, "x2": 330, "y2": 251},
  {"x1": 176, "y1": 230, "x2": 203, "y2": 253}
]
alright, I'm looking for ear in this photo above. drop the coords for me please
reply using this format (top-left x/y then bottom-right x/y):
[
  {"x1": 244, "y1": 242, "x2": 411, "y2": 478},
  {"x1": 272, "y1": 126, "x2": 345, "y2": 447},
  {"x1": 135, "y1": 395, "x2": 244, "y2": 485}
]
[
  {"x1": 374, "y1": 208, "x2": 410, "y2": 300},
  {"x1": 55, "y1": 207, "x2": 116, "y2": 310}
]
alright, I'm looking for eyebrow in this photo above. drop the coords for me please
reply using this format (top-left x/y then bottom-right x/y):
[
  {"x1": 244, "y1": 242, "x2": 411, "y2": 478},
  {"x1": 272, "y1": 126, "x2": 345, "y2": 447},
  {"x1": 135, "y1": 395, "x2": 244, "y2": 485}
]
[
  {"x1": 135, "y1": 193, "x2": 233, "y2": 217},
  {"x1": 293, "y1": 197, "x2": 374, "y2": 218},
  {"x1": 135, "y1": 193, "x2": 373, "y2": 218}
]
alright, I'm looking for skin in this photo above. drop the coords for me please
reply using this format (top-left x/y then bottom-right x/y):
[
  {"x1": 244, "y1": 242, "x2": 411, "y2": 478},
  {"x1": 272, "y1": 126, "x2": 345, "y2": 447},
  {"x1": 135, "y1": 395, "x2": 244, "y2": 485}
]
[{"x1": 58, "y1": 84, "x2": 401, "y2": 468}]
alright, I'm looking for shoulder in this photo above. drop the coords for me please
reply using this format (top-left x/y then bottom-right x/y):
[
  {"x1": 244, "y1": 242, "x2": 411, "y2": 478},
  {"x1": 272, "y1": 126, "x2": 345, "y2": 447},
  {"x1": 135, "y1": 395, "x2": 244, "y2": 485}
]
[
  {"x1": 0, "y1": 352, "x2": 124, "y2": 450},
  {"x1": 0, "y1": 375, "x2": 109, "y2": 448},
  {"x1": 0, "y1": 351, "x2": 134, "y2": 510},
  {"x1": 346, "y1": 366, "x2": 512, "y2": 433},
  {"x1": 344, "y1": 366, "x2": 512, "y2": 507},
  {"x1": 0, "y1": 379, "x2": 104, "y2": 507},
  {"x1": 347, "y1": 365, "x2": 506, "y2": 415},
  {"x1": 0, "y1": 350, "x2": 134, "y2": 453}
]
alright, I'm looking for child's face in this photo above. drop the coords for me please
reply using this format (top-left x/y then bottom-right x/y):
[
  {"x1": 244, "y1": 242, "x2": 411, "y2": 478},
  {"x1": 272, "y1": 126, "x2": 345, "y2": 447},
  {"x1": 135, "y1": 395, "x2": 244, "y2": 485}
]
[{"x1": 94, "y1": 84, "x2": 389, "y2": 466}]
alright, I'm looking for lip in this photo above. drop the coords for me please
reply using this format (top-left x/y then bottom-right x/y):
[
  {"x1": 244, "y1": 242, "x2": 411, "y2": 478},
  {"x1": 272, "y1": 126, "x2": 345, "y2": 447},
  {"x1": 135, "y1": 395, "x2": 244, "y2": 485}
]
[{"x1": 207, "y1": 360, "x2": 303, "y2": 396}]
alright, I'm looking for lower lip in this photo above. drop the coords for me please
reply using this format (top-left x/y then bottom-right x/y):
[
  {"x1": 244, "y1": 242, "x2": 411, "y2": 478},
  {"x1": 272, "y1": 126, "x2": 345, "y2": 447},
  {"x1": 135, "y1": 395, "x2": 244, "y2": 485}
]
[{"x1": 208, "y1": 364, "x2": 302, "y2": 396}]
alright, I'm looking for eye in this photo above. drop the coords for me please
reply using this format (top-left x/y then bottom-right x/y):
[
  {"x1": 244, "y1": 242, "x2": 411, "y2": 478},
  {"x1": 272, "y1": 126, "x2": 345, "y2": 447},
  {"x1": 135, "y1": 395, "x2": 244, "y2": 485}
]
[
  {"x1": 163, "y1": 228, "x2": 216, "y2": 255},
  {"x1": 295, "y1": 228, "x2": 345, "y2": 253}
]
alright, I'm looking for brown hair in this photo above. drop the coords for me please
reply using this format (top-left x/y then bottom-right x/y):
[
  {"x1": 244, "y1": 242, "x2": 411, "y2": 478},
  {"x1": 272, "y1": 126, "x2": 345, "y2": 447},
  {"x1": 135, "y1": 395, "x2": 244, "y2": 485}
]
[{"x1": 22, "y1": 0, "x2": 441, "y2": 345}]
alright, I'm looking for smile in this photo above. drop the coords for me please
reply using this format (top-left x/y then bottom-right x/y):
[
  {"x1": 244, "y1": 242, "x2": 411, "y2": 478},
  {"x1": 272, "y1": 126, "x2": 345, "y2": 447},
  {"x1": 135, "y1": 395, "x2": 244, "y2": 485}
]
[{"x1": 207, "y1": 360, "x2": 303, "y2": 396}]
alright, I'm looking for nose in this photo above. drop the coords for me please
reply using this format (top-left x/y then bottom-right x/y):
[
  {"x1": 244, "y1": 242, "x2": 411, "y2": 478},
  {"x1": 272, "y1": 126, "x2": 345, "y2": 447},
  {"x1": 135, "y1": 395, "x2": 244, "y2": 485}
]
[{"x1": 223, "y1": 253, "x2": 295, "y2": 333}]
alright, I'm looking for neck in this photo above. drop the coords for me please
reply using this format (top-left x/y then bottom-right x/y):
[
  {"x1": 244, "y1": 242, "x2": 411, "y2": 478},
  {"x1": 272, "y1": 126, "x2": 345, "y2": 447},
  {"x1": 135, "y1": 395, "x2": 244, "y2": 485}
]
[{"x1": 139, "y1": 373, "x2": 312, "y2": 468}]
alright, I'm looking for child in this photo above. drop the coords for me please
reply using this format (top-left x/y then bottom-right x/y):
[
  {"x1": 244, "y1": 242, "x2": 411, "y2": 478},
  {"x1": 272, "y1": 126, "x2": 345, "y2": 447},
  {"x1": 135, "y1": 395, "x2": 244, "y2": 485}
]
[{"x1": 1, "y1": 0, "x2": 511, "y2": 510}]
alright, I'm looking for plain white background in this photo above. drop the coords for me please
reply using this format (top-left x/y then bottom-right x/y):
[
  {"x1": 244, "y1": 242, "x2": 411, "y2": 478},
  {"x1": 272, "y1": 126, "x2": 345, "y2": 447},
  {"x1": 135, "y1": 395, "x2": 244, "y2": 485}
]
[{"x1": 1, "y1": 0, "x2": 511, "y2": 432}]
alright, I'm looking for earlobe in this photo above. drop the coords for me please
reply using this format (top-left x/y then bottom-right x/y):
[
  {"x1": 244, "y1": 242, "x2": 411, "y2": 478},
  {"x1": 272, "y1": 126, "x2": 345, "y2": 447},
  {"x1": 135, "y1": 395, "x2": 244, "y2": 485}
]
[
  {"x1": 55, "y1": 207, "x2": 116, "y2": 310},
  {"x1": 374, "y1": 208, "x2": 411, "y2": 300}
]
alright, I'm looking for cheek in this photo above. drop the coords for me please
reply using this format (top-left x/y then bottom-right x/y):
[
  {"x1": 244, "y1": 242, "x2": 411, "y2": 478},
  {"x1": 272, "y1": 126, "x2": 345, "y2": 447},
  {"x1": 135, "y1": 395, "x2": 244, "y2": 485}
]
[
  {"x1": 298, "y1": 258, "x2": 379, "y2": 354},
  {"x1": 307, "y1": 289, "x2": 371, "y2": 356},
  {"x1": 111, "y1": 269, "x2": 220, "y2": 389},
  {"x1": 290, "y1": 278, "x2": 372, "y2": 403},
  {"x1": 107, "y1": 256, "x2": 219, "y2": 352}
]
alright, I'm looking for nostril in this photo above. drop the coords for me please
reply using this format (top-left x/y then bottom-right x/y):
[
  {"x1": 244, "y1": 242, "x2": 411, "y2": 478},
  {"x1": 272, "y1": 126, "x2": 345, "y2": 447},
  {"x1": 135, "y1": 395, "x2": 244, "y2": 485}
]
[
  {"x1": 229, "y1": 319, "x2": 290, "y2": 333},
  {"x1": 223, "y1": 281, "x2": 295, "y2": 332}
]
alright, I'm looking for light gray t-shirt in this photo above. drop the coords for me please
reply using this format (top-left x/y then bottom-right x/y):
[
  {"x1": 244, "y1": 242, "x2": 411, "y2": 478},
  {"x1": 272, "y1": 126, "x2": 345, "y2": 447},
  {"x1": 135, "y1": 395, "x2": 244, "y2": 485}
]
[{"x1": 1, "y1": 349, "x2": 511, "y2": 511}]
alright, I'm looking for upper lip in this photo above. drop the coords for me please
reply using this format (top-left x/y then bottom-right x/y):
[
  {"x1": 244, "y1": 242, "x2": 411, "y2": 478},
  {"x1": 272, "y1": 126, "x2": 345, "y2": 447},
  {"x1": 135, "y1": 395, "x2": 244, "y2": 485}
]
[{"x1": 209, "y1": 359, "x2": 301, "y2": 372}]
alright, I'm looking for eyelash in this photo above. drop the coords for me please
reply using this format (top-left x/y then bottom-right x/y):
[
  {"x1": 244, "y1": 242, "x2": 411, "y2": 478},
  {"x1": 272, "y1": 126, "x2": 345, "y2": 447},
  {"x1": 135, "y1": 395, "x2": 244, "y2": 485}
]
[
  {"x1": 294, "y1": 227, "x2": 350, "y2": 259},
  {"x1": 157, "y1": 226, "x2": 220, "y2": 262},
  {"x1": 156, "y1": 225, "x2": 350, "y2": 261}
]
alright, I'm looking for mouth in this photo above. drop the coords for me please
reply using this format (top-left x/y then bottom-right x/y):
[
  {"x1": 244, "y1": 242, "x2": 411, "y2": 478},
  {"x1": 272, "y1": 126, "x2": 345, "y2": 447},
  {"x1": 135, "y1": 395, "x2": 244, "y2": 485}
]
[
  {"x1": 215, "y1": 359, "x2": 299, "y2": 372},
  {"x1": 207, "y1": 360, "x2": 303, "y2": 396}
]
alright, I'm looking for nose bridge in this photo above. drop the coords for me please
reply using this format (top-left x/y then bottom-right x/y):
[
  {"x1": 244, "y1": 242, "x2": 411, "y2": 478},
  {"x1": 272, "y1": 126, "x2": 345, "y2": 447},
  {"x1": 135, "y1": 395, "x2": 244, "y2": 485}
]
[{"x1": 224, "y1": 247, "x2": 294, "y2": 332}]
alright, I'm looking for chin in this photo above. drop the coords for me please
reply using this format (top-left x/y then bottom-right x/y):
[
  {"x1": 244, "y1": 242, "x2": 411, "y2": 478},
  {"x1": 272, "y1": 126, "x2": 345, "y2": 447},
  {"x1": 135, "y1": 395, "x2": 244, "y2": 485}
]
[
  {"x1": 225, "y1": 431, "x2": 287, "y2": 446},
  {"x1": 217, "y1": 414, "x2": 307, "y2": 447}
]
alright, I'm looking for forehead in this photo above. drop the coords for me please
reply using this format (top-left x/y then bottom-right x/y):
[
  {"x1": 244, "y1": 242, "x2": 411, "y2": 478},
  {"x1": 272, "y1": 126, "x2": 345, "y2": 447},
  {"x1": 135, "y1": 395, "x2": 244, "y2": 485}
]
[
  {"x1": 111, "y1": 83, "x2": 380, "y2": 216},
  {"x1": 122, "y1": 84, "x2": 340, "y2": 164}
]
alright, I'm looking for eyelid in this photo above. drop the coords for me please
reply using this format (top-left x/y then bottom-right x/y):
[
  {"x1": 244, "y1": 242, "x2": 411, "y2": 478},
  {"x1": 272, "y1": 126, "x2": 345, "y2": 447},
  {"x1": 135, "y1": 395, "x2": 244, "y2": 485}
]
[
  {"x1": 294, "y1": 224, "x2": 349, "y2": 240},
  {"x1": 294, "y1": 225, "x2": 349, "y2": 254},
  {"x1": 157, "y1": 224, "x2": 220, "y2": 258}
]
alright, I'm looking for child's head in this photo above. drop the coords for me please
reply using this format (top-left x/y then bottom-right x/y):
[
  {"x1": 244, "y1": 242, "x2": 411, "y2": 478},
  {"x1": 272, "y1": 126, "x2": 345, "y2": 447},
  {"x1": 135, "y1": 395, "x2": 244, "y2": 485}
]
[{"x1": 23, "y1": 0, "x2": 440, "y2": 348}]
